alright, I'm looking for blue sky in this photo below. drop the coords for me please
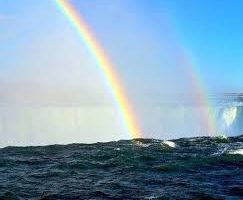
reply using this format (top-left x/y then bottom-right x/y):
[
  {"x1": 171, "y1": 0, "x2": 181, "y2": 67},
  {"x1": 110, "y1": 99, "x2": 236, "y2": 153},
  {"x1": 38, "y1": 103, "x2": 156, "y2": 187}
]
[
  {"x1": 1, "y1": 0, "x2": 243, "y2": 101},
  {"x1": 75, "y1": 0, "x2": 243, "y2": 93},
  {"x1": 0, "y1": 0, "x2": 243, "y2": 145},
  {"x1": 157, "y1": 0, "x2": 243, "y2": 92}
]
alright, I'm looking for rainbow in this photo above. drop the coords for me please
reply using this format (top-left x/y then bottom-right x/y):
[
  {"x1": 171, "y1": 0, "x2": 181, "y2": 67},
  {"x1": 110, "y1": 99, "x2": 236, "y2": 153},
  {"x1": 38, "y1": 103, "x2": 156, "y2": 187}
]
[
  {"x1": 176, "y1": 51, "x2": 217, "y2": 136},
  {"x1": 53, "y1": 0, "x2": 141, "y2": 138},
  {"x1": 159, "y1": 21, "x2": 218, "y2": 136}
]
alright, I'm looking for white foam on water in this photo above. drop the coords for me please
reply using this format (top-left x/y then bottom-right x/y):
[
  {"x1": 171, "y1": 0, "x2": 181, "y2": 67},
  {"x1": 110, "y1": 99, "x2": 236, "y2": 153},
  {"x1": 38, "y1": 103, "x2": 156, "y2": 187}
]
[
  {"x1": 212, "y1": 146, "x2": 229, "y2": 156},
  {"x1": 228, "y1": 149, "x2": 243, "y2": 155},
  {"x1": 145, "y1": 196, "x2": 158, "y2": 200},
  {"x1": 135, "y1": 141, "x2": 151, "y2": 148},
  {"x1": 161, "y1": 140, "x2": 176, "y2": 148},
  {"x1": 217, "y1": 134, "x2": 228, "y2": 139}
]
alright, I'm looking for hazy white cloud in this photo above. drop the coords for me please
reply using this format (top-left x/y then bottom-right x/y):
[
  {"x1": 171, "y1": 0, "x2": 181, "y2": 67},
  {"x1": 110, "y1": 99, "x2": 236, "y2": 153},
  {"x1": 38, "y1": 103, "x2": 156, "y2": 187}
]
[
  {"x1": 0, "y1": 0, "x2": 213, "y2": 146},
  {"x1": 0, "y1": 1, "x2": 114, "y2": 106}
]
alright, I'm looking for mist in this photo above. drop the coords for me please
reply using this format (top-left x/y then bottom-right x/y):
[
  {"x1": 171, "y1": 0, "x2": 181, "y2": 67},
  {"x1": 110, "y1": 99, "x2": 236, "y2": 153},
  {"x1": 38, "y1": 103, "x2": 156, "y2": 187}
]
[{"x1": 1, "y1": 0, "x2": 239, "y2": 147}]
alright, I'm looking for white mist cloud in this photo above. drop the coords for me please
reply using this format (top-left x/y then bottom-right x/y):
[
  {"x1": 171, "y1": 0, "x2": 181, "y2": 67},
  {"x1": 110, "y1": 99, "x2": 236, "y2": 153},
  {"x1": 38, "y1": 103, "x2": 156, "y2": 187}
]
[
  {"x1": 0, "y1": 0, "x2": 115, "y2": 106},
  {"x1": 0, "y1": 1, "x2": 127, "y2": 146},
  {"x1": 0, "y1": 0, "x2": 214, "y2": 146}
]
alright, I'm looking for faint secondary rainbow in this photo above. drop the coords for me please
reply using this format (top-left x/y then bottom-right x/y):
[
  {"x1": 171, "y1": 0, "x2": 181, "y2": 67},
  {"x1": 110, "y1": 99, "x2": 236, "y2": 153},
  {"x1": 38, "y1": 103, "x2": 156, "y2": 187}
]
[
  {"x1": 54, "y1": 0, "x2": 141, "y2": 138},
  {"x1": 163, "y1": 20, "x2": 217, "y2": 136},
  {"x1": 176, "y1": 51, "x2": 217, "y2": 136}
]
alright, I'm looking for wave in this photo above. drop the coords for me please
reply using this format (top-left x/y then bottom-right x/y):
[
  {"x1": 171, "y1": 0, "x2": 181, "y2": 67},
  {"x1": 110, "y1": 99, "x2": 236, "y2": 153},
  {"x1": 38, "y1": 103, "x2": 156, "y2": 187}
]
[
  {"x1": 0, "y1": 135, "x2": 242, "y2": 199},
  {"x1": 161, "y1": 140, "x2": 176, "y2": 148},
  {"x1": 228, "y1": 149, "x2": 243, "y2": 155}
]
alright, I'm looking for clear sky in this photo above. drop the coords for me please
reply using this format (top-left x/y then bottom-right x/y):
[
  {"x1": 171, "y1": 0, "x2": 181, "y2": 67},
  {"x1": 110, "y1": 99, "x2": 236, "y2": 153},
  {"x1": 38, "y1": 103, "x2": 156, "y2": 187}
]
[
  {"x1": 1, "y1": 0, "x2": 243, "y2": 98},
  {"x1": 0, "y1": 0, "x2": 242, "y2": 145},
  {"x1": 70, "y1": 0, "x2": 243, "y2": 94},
  {"x1": 0, "y1": 0, "x2": 243, "y2": 95}
]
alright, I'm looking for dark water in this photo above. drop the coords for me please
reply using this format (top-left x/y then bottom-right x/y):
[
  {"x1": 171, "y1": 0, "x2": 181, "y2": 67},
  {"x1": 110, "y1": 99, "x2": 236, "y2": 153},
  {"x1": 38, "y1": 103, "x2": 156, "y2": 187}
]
[{"x1": 0, "y1": 136, "x2": 242, "y2": 200}]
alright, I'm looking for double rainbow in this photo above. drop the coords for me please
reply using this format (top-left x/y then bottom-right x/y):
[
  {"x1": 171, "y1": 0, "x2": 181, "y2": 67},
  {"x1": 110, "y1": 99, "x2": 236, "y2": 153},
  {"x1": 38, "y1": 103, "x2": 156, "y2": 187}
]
[
  {"x1": 54, "y1": 0, "x2": 217, "y2": 138},
  {"x1": 54, "y1": 0, "x2": 141, "y2": 138}
]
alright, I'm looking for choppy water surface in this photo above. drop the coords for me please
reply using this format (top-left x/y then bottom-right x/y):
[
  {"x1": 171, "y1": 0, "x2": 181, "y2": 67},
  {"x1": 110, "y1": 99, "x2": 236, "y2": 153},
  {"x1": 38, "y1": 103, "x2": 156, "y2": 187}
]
[{"x1": 0, "y1": 135, "x2": 242, "y2": 199}]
